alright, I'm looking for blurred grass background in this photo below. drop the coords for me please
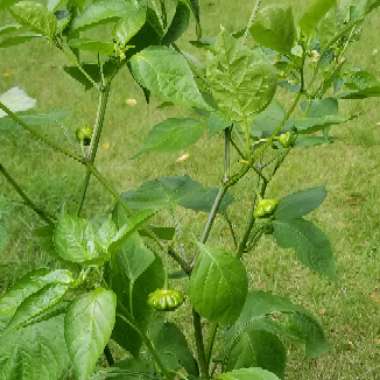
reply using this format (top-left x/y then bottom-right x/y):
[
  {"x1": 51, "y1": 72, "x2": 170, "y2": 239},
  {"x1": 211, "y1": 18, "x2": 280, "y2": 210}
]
[{"x1": 0, "y1": 0, "x2": 380, "y2": 378}]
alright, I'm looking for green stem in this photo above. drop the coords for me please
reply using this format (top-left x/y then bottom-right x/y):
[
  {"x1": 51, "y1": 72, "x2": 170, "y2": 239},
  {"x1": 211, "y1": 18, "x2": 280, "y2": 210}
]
[
  {"x1": 103, "y1": 345, "x2": 114, "y2": 366},
  {"x1": 0, "y1": 163, "x2": 54, "y2": 225},
  {"x1": 77, "y1": 84, "x2": 111, "y2": 215},
  {"x1": 224, "y1": 212, "x2": 238, "y2": 249},
  {"x1": 192, "y1": 309, "x2": 209, "y2": 379},
  {"x1": 205, "y1": 322, "x2": 218, "y2": 369}
]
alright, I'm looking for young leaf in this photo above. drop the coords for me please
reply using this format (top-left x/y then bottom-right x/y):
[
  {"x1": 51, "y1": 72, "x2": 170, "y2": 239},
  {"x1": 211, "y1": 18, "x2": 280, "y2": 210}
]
[
  {"x1": 231, "y1": 291, "x2": 328, "y2": 358},
  {"x1": 275, "y1": 187, "x2": 327, "y2": 220},
  {"x1": 299, "y1": 0, "x2": 336, "y2": 37},
  {"x1": 65, "y1": 288, "x2": 117, "y2": 380},
  {"x1": 225, "y1": 327, "x2": 286, "y2": 379},
  {"x1": 10, "y1": 1, "x2": 57, "y2": 39},
  {"x1": 129, "y1": 46, "x2": 211, "y2": 110},
  {"x1": 68, "y1": 38, "x2": 114, "y2": 55},
  {"x1": 273, "y1": 218, "x2": 336, "y2": 278},
  {"x1": 135, "y1": 118, "x2": 206, "y2": 157},
  {"x1": 189, "y1": 243, "x2": 248, "y2": 325},
  {"x1": 250, "y1": 5, "x2": 296, "y2": 54},
  {"x1": 0, "y1": 315, "x2": 71, "y2": 379},
  {"x1": 71, "y1": 0, "x2": 128, "y2": 31},
  {"x1": 162, "y1": 0, "x2": 191, "y2": 45},
  {"x1": 217, "y1": 367, "x2": 281, "y2": 380}
]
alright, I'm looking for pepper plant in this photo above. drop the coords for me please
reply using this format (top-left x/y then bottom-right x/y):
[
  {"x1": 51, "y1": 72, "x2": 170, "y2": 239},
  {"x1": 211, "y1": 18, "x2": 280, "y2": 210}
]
[{"x1": 0, "y1": 0, "x2": 380, "y2": 379}]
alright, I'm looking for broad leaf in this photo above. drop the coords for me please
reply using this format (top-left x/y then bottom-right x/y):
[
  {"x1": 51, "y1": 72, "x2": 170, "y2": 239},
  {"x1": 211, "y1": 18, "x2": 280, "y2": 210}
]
[
  {"x1": 189, "y1": 243, "x2": 248, "y2": 325},
  {"x1": 68, "y1": 38, "x2": 114, "y2": 55},
  {"x1": 250, "y1": 5, "x2": 296, "y2": 53},
  {"x1": 121, "y1": 176, "x2": 233, "y2": 213},
  {"x1": 340, "y1": 70, "x2": 380, "y2": 99},
  {"x1": 0, "y1": 87, "x2": 36, "y2": 118},
  {"x1": 207, "y1": 111, "x2": 230, "y2": 135},
  {"x1": 299, "y1": 0, "x2": 336, "y2": 37},
  {"x1": 275, "y1": 187, "x2": 327, "y2": 220},
  {"x1": 231, "y1": 291, "x2": 328, "y2": 358},
  {"x1": 217, "y1": 367, "x2": 281, "y2": 380},
  {"x1": 251, "y1": 100, "x2": 285, "y2": 138},
  {"x1": 129, "y1": 46, "x2": 211, "y2": 110},
  {"x1": 65, "y1": 288, "x2": 117, "y2": 380},
  {"x1": 10, "y1": 1, "x2": 57, "y2": 39},
  {"x1": 273, "y1": 218, "x2": 336, "y2": 278},
  {"x1": 226, "y1": 327, "x2": 286, "y2": 379},
  {"x1": 135, "y1": 118, "x2": 206, "y2": 157},
  {"x1": 162, "y1": 0, "x2": 191, "y2": 45},
  {"x1": 0, "y1": 315, "x2": 71, "y2": 380},
  {"x1": 206, "y1": 30, "x2": 277, "y2": 123}
]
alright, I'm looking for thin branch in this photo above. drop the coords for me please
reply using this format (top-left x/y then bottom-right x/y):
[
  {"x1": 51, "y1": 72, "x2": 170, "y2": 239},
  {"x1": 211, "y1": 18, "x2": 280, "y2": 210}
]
[
  {"x1": 192, "y1": 309, "x2": 209, "y2": 379},
  {"x1": 224, "y1": 213, "x2": 238, "y2": 249},
  {"x1": 242, "y1": 0, "x2": 262, "y2": 44}
]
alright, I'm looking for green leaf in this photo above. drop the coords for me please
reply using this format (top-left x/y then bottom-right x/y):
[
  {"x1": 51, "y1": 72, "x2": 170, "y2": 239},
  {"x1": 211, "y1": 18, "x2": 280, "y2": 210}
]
[
  {"x1": 122, "y1": 176, "x2": 233, "y2": 213},
  {"x1": 250, "y1": 5, "x2": 296, "y2": 54},
  {"x1": 226, "y1": 327, "x2": 286, "y2": 379},
  {"x1": 299, "y1": 0, "x2": 336, "y2": 37},
  {"x1": 0, "y1": 24, "x2": 21, "y2": 36},
  {"x1": 273, "y1": 218, "x2": 335, "y2": 278},
  {"x1": 232, "y1": 291, "x2": 328, "y2": 358},
  {"x1": 217, "y1": 367, "x2": 281, "y2": 380},
  {"x1": 0, "y1": 269, "x2": 73, "y2": 331},
  {"x1": 206, "y1": 30, "x2": 277, "y2": 123},
  {"x1": 114, "y1": 1, "x2": 146, "y2": 45},
  {"x1": 65, "y1": 288, "x2": 117, "y2": 380},
  {"x1": 275, "y1": 187, "x2": 327, "y2": 220},
  {"x1": 162, "y1": 0, "x2": 191, "y2": 45},
  {"x1": 141, "y1": 225, "x2": 175, "y2": 241},
  {"x1": 0, "y1": 33, "x2": 41, "y2": 47},
  {"x1": 54, "y1": 214, "x2": 117, "y2": 264},
  {"x1": 207, "y1": 111, "x2": 230, "y2": 136},
  {"x1": 189, "y1": 243, "x2": 248, "y2": 325},
  {"x1": 0, "y1": 315, "x2": 71, "y2": 380},
  {"x1": 68, "y1": 38, "x2": 114, "y2": 55},
  {"x1": 135, "y1": 118, "x2": 206, "y2": 157},
  {"x1": 340, "y1": 70, "x2": 380, "y2": 99},
  {"x1": 0, "y1": 0, "x2": 19, "y2": 10},
  {"x1": 251, "y1": 100, "x2": 285, "y2": 138},
  {"x1": 10, "y1": 1, "x2": 57, "y2": 39},
  {"x1": 129, "y1": 46, "x2": 211, "y2": 110},
  {"x1": 152, "y1": 322, "x2": 198, "y2": 375},
  {"x1": 71, "y1": 0, "x2": 128, "y2": 31}
]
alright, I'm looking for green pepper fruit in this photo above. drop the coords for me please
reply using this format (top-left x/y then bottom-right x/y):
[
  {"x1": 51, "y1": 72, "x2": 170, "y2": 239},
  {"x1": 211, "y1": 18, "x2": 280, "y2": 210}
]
[
  {"x1": 254, "y1": 198, "x2": 279, "y2": 219},
  {"x1": 277, "y1": 131, "x2": 297, "y2": 148},
  {"x1": 147, "y1": 288, "x2": 184, "y2": 311},
  {"x1": 76, "y1": 127, "x2": 93, "y2": 146}
]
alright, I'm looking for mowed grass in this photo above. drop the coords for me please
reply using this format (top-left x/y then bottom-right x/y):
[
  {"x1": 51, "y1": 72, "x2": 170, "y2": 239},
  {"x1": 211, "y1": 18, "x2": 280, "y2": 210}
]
[{"x1": 1, "y1": 1, "x2": 380, "y2": 379}]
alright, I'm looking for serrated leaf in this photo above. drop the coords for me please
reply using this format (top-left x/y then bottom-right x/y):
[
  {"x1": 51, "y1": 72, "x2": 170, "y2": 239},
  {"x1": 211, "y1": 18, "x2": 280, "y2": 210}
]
[
  {"x1": 10, "y1": 1, "x2": 57, "y2": 39},
  {"x1": 217, "y1": 367, "x2": 281, "y2": 380},
  {"x1": 65, "y1": 288, "x2": 117, "y2": 380},
  {"x1": 162, "y1": 0, "x2": 191, "y2": 45},
  {"x1": 250, "y1": 5, "x2": 296, "y2": 54},
  {"x1": 129, "y1": 46, "x2": 211, "y2": 110},
  {"x1": 0, "y1": 315, "x2": 71, "y2": 380},
  {"x1": 121, "y1": 176, "x2": 233, "y2": 213},
  {"x1": 273, "y1": 219, "x2": 335, "y2": 277},
  {"x1": 135, "y1": 118, "x2": 206, "y2": 157},
  {"x1": 299, "y1": 0, "x2": 336, "y2": 37},
  {"x1": 275, "y1": 187, "x2": 327, "y2": 220},
  {"x1": 189, "y1": 243, "x2": 248, "y2": 325}
]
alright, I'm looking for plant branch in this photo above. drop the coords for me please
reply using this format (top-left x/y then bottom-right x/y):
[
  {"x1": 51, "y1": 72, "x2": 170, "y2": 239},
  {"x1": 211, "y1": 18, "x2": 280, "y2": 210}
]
[
  {"x1": 224, "y1": 212, "x2": 238, "y2": 249},
  {"x1": 0, "y1": 163, "x2": 53, "y2": 225},
  {"x1": 192, "y1": 309, "x2": 209, "y2": 379}
]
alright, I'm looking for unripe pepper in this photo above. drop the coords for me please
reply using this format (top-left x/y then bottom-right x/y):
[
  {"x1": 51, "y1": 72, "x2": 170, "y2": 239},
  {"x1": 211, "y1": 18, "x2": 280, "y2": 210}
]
[
  {"x1": 277, "y1": 131, "x2": 297, "y2": 148},
  {"x1": 254, "y1": 198, "x2": 279, "y2": 219},
  {"x1": 76, "y1": 126, "x2": 93, "y2": 146},
  {"x1": 147, "y1": 288, "x2": 184, "y2": 311}
]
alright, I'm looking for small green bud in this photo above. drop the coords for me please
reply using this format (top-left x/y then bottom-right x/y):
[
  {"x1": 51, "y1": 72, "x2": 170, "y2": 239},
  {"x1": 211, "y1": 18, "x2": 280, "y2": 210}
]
[
  {"x1": 254, "y1": 198, "x2": 279, "y2": 219},
  {"x1": 277, "y1": 131, "x2": 297, "y2": 148},
  {"x1": 147, "y1": 288, "x2": 184, "y2": 311},
  {"x1": 76, "y1": 127, "x2": 93, "y2": 146}
]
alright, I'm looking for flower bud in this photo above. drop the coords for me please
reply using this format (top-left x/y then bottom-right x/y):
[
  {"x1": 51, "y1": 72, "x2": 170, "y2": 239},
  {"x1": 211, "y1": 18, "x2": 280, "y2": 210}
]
[
  {"x1": 147, "y1": 288, "x2": 185, "y2": 311},
  {"x1": 254, "y1": 198, "x2": 279, "y2": 219},
  {"x1": 75, "y1": 127, "x2": 93, "y2": 146}
]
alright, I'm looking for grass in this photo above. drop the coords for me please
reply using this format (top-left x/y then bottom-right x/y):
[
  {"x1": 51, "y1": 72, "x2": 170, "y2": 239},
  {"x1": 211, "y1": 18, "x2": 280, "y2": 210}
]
[{"x1": 1, "y1": 0, "x2": 380, "y2": 379}]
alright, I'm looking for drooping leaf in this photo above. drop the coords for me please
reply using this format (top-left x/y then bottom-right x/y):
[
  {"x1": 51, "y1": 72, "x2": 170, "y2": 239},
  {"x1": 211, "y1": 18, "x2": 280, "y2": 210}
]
[
  {"x1": 135, "y1": 118, "x2": 206, "y2": 157},
  {"x1": 250, "y1": 5, "x2": 296, "y2": 54},
  {"x1": 162, "y1": 0, "x2": 191, "y2": 45},
  {"x1": 299, "y1": 0, "x2": 336, "y2": 37},
  {"x1": 217, "y1": 367, "x2": 281, "y2": 380},
  {"x1": 152, "y1": 322, "x2": 198, "y2": 376},
  {"x1": 0, "y1": 315, "x2": 71, "y2": 380},
  {"x1": 129, "y1": 46, "x2": 211, "y2": 110},
  {"x1": 225, "y1": 327, "x2": 286, "y2": 379},
  {"x1": 273, "y1": 218, "x2": 336, "y2": 278},
  {"x1": 206, "y1": 30, "x2": 277, "y2": 123},
  {"x1": 275, "y1": 187, "x2": 327, "y2": 220},
  {"x1": 10, "y1": 1, "x2": 57, "y2": 39},
  {"x1": 231, "y1": 291, "x2": 328, "y2": 358},
  {"x1": 65, "y1": 288, "x2": 117, "y2": 380},
  {"x1": 0, "y1": 87, "x2": 36, "y2": 118},
  {"x1": 189, "y1": 243, "x2": 248, "y2": 325},
  {"x1": 121, "y1": 176, "x2": 233, "y2": 213}
]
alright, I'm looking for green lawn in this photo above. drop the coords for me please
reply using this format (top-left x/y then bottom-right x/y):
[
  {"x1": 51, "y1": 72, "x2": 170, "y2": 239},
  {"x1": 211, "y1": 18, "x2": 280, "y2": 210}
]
[{"x1": 0, "y1": 1, "x2": 380, "y2": 379}]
